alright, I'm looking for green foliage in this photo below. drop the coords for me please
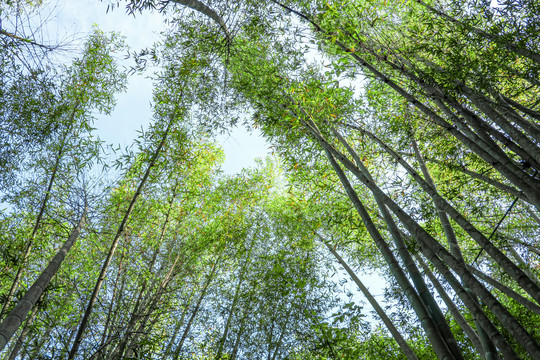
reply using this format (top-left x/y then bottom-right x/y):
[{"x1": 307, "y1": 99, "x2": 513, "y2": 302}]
[{"x1": 1, "y1": 1, "x2": 540, "y2": 359}]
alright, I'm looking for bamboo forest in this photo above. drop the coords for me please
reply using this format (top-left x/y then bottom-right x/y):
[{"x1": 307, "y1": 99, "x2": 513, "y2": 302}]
[{"x1": 1, "y1": 0, "x2": 540, "y2": 359}]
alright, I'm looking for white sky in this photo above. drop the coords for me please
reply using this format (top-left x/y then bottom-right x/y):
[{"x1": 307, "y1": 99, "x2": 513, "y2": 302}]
[{"x1": 46, "y1": 0, "x2": 269, "y2": 175}]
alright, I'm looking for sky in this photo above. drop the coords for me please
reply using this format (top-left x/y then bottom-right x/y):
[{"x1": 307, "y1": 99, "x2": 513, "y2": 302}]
[{"x1": 47, "y1": 0, "x2": 270, "y2": 175}]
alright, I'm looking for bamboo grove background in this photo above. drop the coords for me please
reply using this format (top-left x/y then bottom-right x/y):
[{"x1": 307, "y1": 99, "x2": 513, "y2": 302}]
[{"x1": 1, "y1": 0, "x2": 540, "y2": 359}]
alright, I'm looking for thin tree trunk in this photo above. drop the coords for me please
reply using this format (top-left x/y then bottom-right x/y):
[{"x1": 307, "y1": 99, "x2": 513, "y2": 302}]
[
  {"x1": 391, "y1": 150, "x2": 527, "y2": 202},
  {"x1": 367, "y1": 30, "x2": 540, "y2": 174},
  {"x1": 460, "y1": 87, "x2": 540, "y2": 169},
  {"x1": 431, "y1": 98, "x2": 540, "y2": 205},
  {"x1": 163, "y1": 300, "x2": 191, "y2": 358},
  {"x1": 522, "y1": 243, "x2": 540, "y2": 257},
  {"x1": 491, "y1": 95, "x2": 540, "y2": 142},
  {"x1": 124, "y1": 250, "x2": 184, "y2": 358},
  {"x1": 347, "y1": 41, "x2": 540, "y2": 203},
  {"x1": 173, "y1": 256, "x2": 220, "y2": 360},
  {"x1": 115, "y1": 195, "x2": 178, "y2": 360},
  {"x1": 266, "y1": 320, "x2": 275, "y2": 360},
  {"x1": 391, "y1": 52, "x2": 540, "y2": 174},
  {"x1": 87, "y1": 333, "x2": 122, "y2": 360},
  {"x1": 270, "y1": 306, "x2": 293, "y2": 360},
  {"x1": 411, "y1": 138, "x2": 463, "y2": 261},
  {"x1": 60, "y1": 327, "x2": 78, "y2": 360},
  {"x1": 435, "y1": 96, "x2": 534, "y2": 182},
  {"x1": 331, "y1": 140, "x2": 539, "y2": 356},
  {"x1": 499, "y1": 94, "x2": 540, "y2": 122},
  {"x1": 0, "y1": 29, "x2": 53, "y2": 49},
  {"x1": 121, "y1": 183, "x2": 186, "y2": 358},
  {"x1": 111, "y1": 273, "x2": 150, "y2": 360},
  {"x1": 215, "y1": 274, "x2": 244, "y2": 360},
  {"x1": 98, "y1": 247, "x2": 130, "y2": 360},
  {"x1": 97, "y1": 250, "x2": 126, "y2": 357},
  {"x1": 321, "y1": 237, "x2": 420, "y2": 360},
  {"x1": 414, "y1": 254, "x2": 484, "y2": 356},
  {"x1": 215, "y1": 239, "x2": 255, "y2": 360},
  {"x1": 1, "y1": 148, "x2": 60, "y2": 320},
  {"x1": 524, "y1": 204, "x2": 540, "y2": 226},
  {"x1": 507, "y1": 247, "x2": 540, "y2": 285},
  {"x1": 363, "y1": 40, "x2": 540, "y2": 175},
  {"x1": 163, "y1": 282, "x2": 199, "y2": 357},
  {"x1": 68, "y1": 117, "x2": 174, "y2": 360},
  {"x1": 417, "y1": 246, "x2": 519, "y2": 359},
  {"x1": 466, "y1": 265, "x2": 540, "y2": 315},
  {"x1": 231, "y1": 308, "x2": 247, "y2": 360},
  {"x1": 0, "y1": 207, "x2": 86, "y2": 350}
]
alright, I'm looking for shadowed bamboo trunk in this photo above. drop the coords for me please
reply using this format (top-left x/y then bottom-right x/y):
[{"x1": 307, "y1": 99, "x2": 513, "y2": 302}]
[
  {"x1": 0, "y1": 206, "x2": 86, "y2": 350},
  {"x1": 111, "y1": 271, "x2": 151, "y2": 360},
  {"x1": 414, "y1": 253, "x2": 484, "y2": 356},
  {"x1": 416, "y1": 244, "x2": 520, "y2": 359},
  {"x1": 321, "y1": 236, "x2": 420, "y2": 360},
  {"x1": 507, "y1": 247, "x2": 540, "y2": 285},
  {"x1": 270, "y1": 1, "x2": 540, "y2": 209},
  {"x1": 231, "y1": 308, "x2": 247, "y2": 360},
  {"x1": 270, "y1": 306, "x2": 293, "y2": 360},
  {"x1": 392, "y1": 151, "x2": 527, "y2": 201},
  {"x1": 215, "y1": 239, "x2": 255, "y2": 360},
  {"x1": 124, "y1": 249, "x2": 185, "y2": 358},
  {"x1": 466, "y1": 265, "x2": 540, "y2": 315},
  {"x1": 95, "y1": 250, "x2": 126, "y2": 359},
  {"x1": 5, "y1": 293, "x2": 41, "y2": 360},
  {"x1": 350, "y1": 123, "x2": 540, "y2": 305},
  {"x1": 414, "y1": 0, "x2": 540, "y2": 64},
  {"x1": 214, "y1": 273, "x2": 244, "y2": 360},
  {"x1": 282, "y1": 98, "x2": 459, "y2": 358},
  {"x1": 114, "y1": 206, "x2": 176, "y2": 360}
]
